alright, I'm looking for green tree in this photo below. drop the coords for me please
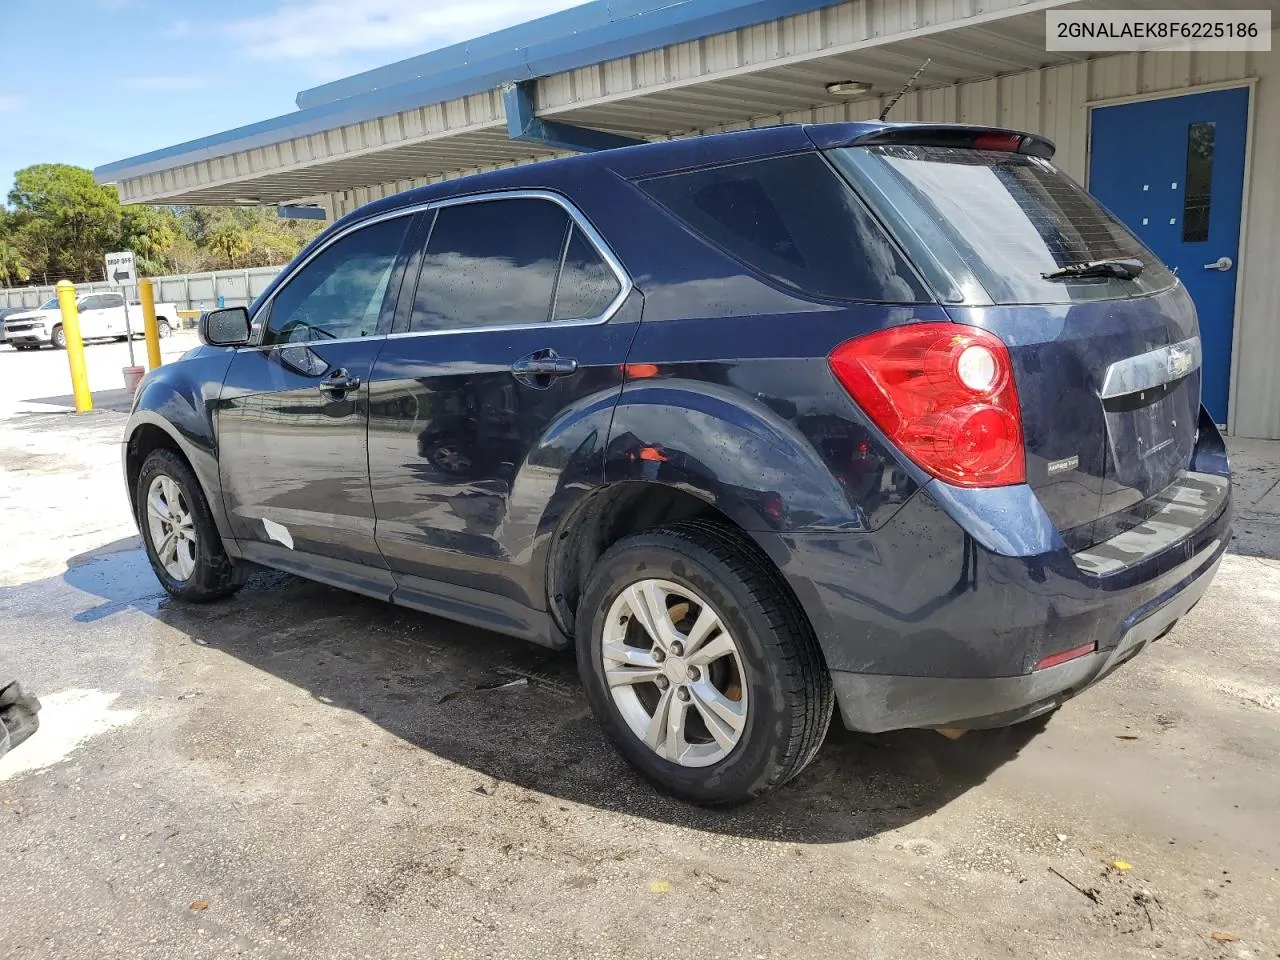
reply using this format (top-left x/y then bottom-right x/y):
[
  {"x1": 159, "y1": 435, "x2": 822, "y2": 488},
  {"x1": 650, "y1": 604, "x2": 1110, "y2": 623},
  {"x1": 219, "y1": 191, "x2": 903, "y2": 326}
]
[
  {"x1": 207, "y1": 220, "x2": 251, "y2": 268},
  {"x1": 0, "y1": 236, "x2": 28, "y2": 286},
  {"x1": 8, "y1": 164, "x2": 122, "y2": 280},
  {"x1": 121, "y1": 205, "x2": 180, "y2": 275},
  {"x1": 0, "y1": 209, "x2": 30, "y2": 285},
  {"x1": 1, "y1": 165, "x2": 322, "y2": 288}
]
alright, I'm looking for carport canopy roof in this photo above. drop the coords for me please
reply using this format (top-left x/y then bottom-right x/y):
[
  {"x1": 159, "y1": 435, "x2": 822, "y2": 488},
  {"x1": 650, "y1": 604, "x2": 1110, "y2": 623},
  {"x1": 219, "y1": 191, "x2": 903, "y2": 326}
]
[{"x1": 93, "y1": 0, "x2": 1272, "y2": 206}]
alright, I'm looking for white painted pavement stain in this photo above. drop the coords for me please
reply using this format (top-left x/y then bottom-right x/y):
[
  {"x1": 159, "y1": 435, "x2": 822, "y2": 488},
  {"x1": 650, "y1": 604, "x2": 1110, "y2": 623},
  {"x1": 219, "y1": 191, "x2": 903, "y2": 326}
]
[{"x1": 0, "y1": 688, "x2": 139, "y2": 781}]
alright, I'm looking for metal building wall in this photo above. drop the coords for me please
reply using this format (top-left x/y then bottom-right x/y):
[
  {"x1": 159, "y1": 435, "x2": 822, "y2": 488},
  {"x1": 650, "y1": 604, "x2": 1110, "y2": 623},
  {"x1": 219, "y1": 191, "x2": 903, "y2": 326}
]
[{"x1": 314, "y1": 38, "x2": 1280, "y2": 438}]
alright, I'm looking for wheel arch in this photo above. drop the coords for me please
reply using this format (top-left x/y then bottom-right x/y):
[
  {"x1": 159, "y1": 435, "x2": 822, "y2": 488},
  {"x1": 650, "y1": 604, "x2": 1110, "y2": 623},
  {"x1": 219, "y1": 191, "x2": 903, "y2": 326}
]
[
  {"x1": 124, "y1": 409, "x2": 237, "y2": 552},
  {"x1": 545, "y1": 480, "x2": 818, "y2": 644}
]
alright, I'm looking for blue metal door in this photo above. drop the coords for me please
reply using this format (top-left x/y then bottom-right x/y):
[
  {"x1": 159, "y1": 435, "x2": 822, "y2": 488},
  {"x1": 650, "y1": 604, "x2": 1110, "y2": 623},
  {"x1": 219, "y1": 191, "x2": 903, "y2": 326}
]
[{"x1": 1089, "y1": 87, "x2": 1249, "y2": 422}]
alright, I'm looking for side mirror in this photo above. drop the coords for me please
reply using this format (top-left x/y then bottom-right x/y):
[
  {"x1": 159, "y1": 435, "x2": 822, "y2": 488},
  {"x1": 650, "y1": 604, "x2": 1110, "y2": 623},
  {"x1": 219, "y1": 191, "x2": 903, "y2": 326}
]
[{"x1": 200, "y1": 307, "x2": 252, "y2": 347}]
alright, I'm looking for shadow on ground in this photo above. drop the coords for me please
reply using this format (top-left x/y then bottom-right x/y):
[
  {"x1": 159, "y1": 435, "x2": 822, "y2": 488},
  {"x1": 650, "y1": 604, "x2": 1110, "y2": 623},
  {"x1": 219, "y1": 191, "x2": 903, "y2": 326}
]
[
  {"x1": 16, "y1": 537, "x2": 1049, "y2": 844},
  {"x1": 22, "y1": 388, "x2": 138, "y2": 413}
]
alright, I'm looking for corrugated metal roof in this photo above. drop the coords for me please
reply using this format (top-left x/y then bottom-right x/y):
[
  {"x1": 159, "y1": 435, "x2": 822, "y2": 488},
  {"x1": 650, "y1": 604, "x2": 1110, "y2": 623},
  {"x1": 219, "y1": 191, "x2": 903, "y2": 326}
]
[
  {"x1": 99, "y1": 0, "x2": 1278, "y2": 206},
  {"x1": 95, "y1": 0, "x2": 845, "y2": 184}
]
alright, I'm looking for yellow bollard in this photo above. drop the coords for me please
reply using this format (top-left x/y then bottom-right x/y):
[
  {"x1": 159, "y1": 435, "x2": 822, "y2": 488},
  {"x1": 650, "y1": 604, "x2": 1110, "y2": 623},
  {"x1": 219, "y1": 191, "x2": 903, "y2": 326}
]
[
  {"x1": 55, "y1": 280, "x2": 93, "y2": 413},
  {"x1": 139, "y1": 278, "x2": 162, "y2": 370}
]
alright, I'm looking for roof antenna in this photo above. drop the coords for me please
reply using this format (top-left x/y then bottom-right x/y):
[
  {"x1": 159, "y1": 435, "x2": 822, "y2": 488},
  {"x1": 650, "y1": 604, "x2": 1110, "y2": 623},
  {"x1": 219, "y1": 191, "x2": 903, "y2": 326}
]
[{"x1": 879, "y1": 58, "x2": 932, "y2": 122}]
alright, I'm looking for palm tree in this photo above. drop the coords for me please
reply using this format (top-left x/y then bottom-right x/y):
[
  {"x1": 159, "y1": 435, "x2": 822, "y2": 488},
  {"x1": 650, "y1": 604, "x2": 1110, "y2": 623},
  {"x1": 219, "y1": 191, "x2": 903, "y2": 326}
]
[{"x1": 207, "y1": 222, "x2": 251, "y2": 269}]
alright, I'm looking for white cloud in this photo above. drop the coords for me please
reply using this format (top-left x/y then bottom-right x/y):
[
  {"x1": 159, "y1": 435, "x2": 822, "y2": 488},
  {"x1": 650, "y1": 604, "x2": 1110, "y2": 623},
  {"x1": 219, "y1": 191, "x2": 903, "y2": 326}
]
[
  {"x1": 224, "y1": 0, "x2": 588, "y2": 62},
  {"x1": 120, "y1": 75, "x2": 209, "y2": 92},
  {"x1": 0, "y1": 94, "x2": 21, "y2": 113}
]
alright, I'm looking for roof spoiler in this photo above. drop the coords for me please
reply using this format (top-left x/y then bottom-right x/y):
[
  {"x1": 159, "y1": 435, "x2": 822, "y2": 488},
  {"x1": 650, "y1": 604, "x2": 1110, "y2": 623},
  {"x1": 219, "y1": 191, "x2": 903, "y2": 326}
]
[{"x1": 810, "y1": 123, "x2": 1056, "y2": 160}]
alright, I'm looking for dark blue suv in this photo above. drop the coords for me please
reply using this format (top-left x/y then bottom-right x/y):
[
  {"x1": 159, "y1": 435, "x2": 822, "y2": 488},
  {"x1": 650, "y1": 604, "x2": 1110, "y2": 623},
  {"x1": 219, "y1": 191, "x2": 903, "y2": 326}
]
[{"x1": 124, "y1": 121, "x2": 1231, "y2": 805}]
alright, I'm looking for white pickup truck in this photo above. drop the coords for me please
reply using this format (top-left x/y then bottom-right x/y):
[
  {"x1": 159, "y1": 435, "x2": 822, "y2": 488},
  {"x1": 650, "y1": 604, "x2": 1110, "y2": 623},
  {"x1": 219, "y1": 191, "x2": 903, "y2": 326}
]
[{"x1": 2, "y1": 292, "x2": 180, "y2": 351}]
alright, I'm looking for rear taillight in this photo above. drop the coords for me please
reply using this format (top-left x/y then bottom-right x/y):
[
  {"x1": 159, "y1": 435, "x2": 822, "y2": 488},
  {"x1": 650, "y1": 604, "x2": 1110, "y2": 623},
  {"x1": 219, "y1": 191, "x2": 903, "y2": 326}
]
[{"x1": 828, "y1": 323, "x2": 1026, "y2": 488}]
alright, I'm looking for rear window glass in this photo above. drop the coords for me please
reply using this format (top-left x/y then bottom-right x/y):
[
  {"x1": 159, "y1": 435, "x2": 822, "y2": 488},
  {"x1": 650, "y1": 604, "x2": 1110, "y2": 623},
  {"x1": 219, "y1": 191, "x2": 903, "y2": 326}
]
[
  {"x1": 831, "y1": 145, "x2": 1177, "y2": 305},
  {"x1": 637, "y1": 153, "x2": 928, "y2": 304}
]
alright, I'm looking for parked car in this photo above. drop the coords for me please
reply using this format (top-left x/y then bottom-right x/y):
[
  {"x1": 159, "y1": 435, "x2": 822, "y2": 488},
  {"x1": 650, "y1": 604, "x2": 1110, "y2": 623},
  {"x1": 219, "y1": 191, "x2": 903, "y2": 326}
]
[
  {"x1": 122, "y1": 121, "x2": 1231, "y2": 805},
  {"x1": 3, "y1": 292, "x2": 179, "y2": 349}
]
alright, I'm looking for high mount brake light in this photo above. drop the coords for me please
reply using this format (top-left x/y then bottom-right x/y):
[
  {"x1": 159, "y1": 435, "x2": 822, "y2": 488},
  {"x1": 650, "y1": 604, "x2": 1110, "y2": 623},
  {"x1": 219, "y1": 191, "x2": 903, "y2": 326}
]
[
  {"x1": 828, "y1": 324, "x2": 1026, "y2": 488},
  {"x1": 972, "y1": 132, "x2": 1024, "y2": 152}
]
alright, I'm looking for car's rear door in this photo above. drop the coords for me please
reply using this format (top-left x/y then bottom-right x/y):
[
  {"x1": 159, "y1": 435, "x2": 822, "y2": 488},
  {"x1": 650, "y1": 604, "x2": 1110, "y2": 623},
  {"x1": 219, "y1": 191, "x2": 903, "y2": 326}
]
[
  {"x1": 98, "y1": 292, "x2": 126, "y2": 336},
  {"x1": 216, "y1": 211, "x2": 421, "y2": 596},
  {"x1": 367, "y1": 193, "x2": 633, "y2": 631}
]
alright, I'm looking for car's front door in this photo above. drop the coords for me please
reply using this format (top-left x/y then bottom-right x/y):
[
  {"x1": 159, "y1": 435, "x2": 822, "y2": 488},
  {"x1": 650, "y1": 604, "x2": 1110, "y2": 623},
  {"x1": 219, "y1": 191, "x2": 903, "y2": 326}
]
[
  {"x1": 216, "y1": 212, "x2": 420, "y2": 596},
  {"x1": 367, "y1": 194, "x2": 633, "y2": 630}
]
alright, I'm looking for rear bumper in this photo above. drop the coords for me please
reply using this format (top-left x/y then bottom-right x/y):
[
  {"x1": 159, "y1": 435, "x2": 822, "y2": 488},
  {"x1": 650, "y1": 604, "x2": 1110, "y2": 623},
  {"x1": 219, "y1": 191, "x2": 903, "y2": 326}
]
[
  {"x1": 830, "y1": 546, "x2": 1221, "y2": 732},
  {"x1": 771, "y1": 432, "x2": 1231, "y2": 732}
]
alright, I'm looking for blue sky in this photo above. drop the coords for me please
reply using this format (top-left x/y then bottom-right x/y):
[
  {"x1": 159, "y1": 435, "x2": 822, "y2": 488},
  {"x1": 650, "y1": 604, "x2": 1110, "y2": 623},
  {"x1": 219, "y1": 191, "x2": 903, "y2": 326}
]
[{"x1": 0, "y1": 0, "x2": 587, "y2": 201}]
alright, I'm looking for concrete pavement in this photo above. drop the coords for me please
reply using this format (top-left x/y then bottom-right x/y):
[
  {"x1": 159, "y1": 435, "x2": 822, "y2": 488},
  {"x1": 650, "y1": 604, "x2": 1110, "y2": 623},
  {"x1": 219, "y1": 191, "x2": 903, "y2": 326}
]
[{"x1": 1, "y1": 339, "x2": 1278, "y2": 960}]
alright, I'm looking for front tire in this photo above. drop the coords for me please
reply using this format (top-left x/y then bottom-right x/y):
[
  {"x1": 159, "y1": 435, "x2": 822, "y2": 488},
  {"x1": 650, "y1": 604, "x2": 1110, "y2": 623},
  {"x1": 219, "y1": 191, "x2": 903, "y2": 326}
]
[
  {"x1": 576, "y1": 521, "x2": 833, "y2": 806},
  {"x1": 50, "y1": 325, "x2": 66, "y2": 350},
  {"x1": 158, "y1": 319, "x2": 173, "y2": 339},
  {"x1": 136, "y1": 448, "x2": 244, "y2": 602}
]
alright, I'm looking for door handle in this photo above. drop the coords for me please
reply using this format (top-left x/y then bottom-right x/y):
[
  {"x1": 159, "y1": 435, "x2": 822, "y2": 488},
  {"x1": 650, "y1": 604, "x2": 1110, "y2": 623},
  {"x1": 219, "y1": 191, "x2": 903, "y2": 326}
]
[
  {"x1": 1203, "y1": 256, "x2": 1233, "y2": 272},
  {"x1": 510, "y1": 351, "x2": 578, "y2": 387},
  {"x1": 511, "y1": 357, "x2": 578, "y2": 376},
  {"x1": 318, "y1": 370, "x2": 361, "y2": 395}
]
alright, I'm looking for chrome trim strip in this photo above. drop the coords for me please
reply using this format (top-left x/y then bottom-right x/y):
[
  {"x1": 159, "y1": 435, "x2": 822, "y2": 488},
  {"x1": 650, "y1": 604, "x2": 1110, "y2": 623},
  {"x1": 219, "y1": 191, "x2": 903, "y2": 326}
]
[
  {"x1": 1099, "y1": 336, "x2": 1201, "y2": 400},
  {"x1": 243, "y1": 188, "x2": 631, "y2": 352}
]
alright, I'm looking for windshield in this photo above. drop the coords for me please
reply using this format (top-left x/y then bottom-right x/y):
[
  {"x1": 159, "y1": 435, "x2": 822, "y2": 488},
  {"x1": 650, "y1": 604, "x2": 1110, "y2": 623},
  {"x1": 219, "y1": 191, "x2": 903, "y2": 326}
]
[
  {"x1": 831, "y1": 145, "x2": 1177, "y2": 305},
  {"x1": 39, "y1": 298, "x2": 60, "y2": 310}
]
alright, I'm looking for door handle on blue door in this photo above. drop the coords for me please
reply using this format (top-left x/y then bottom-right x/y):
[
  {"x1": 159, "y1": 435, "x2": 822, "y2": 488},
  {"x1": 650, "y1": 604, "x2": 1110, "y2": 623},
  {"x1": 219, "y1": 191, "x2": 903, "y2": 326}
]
[{"x1": 318, "y1": 370, "x2": 361, "y2": 396}]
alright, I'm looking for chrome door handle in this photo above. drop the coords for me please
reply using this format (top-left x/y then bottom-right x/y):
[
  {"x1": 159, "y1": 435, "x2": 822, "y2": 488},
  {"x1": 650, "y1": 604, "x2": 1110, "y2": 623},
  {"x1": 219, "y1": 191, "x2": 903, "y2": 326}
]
[{"x1": 1203, "y1": 256, "x2": 1233, "y2": 272}]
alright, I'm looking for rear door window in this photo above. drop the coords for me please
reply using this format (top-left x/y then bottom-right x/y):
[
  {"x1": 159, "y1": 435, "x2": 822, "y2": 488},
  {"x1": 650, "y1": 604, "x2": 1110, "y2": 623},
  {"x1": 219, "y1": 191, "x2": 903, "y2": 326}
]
[
  {"x1": 410, "y1": 198, "x2": 570, "y2": 332},
  {"x1": 636, "y1": 153, "x2": 928, "y2": 304},
  {"x1": 832, "y1": 145, "x2": 1177, "y2": 305}
]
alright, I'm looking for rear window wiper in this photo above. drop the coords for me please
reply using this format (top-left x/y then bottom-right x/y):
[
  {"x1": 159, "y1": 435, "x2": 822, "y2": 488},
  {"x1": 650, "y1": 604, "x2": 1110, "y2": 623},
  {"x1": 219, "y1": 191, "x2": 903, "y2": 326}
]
[{"x1": 1042, "y1": 257, "x2": 1144, "y2": 281}]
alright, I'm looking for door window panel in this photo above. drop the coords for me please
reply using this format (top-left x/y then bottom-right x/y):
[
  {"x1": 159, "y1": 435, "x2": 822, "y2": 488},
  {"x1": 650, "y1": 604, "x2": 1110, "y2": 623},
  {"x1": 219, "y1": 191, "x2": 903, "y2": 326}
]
[
  {"x1": 552, "y1": 225, "x2": 621, "y2": 321},
  {"x1": 410, "y1": 198, "x2": 570, "y2": 332},
  {"x1": 263, "y1": 216, "x2": 410, "y2": 345},
  {"x1": 1182, "y1": 121, "x2": 1216, "y2": 244},
  {"x1": 100, "y1": 293, "x2": 124, "y2": 308}
]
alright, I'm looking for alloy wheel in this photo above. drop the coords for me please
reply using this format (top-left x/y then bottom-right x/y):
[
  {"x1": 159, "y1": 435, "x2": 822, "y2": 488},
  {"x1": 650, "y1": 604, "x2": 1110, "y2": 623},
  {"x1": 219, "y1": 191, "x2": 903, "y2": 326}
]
[
  {"x1": 601, "y1": 578, "x2": 748, "y2": 767},
  {"x1": 146, "y1": 474, "x2": 198, "y2": 581}
]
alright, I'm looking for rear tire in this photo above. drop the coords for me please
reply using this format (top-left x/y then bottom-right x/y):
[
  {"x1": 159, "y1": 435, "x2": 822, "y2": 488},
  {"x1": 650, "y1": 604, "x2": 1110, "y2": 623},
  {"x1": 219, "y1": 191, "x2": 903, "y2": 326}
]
[
  {"x1": 136, "y1": 448, "x2": 245, "y2": 602},
  {"x1": 50, "y1": 325, "x2": 66, "y2": 350},
  {"x1": 576, "y1": 520, "x2": 833, "y2": 806}
]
